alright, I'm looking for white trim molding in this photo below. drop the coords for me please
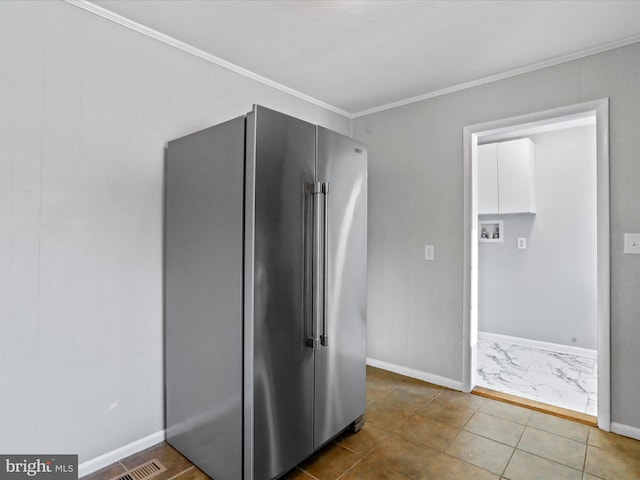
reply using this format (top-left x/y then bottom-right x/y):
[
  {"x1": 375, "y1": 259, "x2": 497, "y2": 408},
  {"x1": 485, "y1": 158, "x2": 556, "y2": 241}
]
[
  {"x1": 353, "y1": 36, "x2": 640, "y2": 118},
  {"x1": 462, "y1": 99, "x2": 611, "y2": 432},
  {"x1": 65, "y1": 1, "x2": 640, "y2": 120},
  {"x1": 611, "y1": 422, "x2": 640, "y2": 442},
  {"x1": 63, "y1": 0, "x2": 351, "y2": 118},
  {"x1": 478, "y1": 332, "x2": 597, "y2": 360},
  {"x1": 366, "y1": 357, "x2": 463, "y2": 391},
  {"x1": 78, "y1": 430, "x2": 165, "y2": 478}
]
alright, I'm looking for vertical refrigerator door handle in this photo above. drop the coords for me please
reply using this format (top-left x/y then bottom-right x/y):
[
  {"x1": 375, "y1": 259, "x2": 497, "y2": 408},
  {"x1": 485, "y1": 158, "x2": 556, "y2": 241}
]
[
  {"x1": 306, "y1": 182, "x2": 322, "y2": 350},
  {"x1": 321, "y1": 182, "x2": 329, "y2": 347}
]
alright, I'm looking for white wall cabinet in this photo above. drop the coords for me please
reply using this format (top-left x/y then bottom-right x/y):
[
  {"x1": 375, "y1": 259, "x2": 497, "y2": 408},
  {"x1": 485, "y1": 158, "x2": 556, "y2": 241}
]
[
  {"x1": 478, "y1": 143, "x2": 499, "y2": 214},
  {"x1": 478, "y1": 138, "x2": 536, "y2": 214}
]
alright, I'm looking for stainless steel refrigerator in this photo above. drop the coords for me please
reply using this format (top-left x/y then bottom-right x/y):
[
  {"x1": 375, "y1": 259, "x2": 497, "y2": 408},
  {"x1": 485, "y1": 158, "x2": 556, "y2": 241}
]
[{"x1": 164, "y1": 105, "x2": 367, "y2": 480}]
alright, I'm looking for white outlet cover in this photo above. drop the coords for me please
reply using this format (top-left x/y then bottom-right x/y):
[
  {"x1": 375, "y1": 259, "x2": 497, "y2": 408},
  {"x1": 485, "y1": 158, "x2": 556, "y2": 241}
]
[
  {"x1": 424, "y1": 244, "x2": 435, "y2": 261},
  {"x1": 624, "y1": 233, "x2": 640, "y2": 254},
  {"x1": 517, "y1": 237, "x2": 527, "y2": 249}
]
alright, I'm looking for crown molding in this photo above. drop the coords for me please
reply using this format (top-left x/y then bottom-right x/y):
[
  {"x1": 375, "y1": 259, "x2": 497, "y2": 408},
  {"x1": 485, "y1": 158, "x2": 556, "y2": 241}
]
[
  {"x1": 353, "y1": 34, "x2": 640, "y2": 118},
  {"x1": 63, "y1": 1, "x2": 640, "y2": 120},
  {"x1": 64, "y1": 0, "x2": 353, "y2": 118}
]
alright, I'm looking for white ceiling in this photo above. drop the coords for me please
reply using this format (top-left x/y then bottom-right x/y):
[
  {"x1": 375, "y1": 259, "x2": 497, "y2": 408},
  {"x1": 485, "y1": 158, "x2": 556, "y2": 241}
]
[{"x1": 85, "y1": 0, "x2": 640, "y2": 116}]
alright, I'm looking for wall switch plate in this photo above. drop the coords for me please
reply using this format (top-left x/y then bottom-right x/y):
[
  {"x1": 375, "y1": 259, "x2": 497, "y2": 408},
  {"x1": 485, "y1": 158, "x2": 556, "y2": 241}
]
[
  {"x1": 424, "y1": 244, "x2": 435, "y2": 261},
  {"x1": 517, "y1": 237, "x2": 527, "y2": 249},
  {"x1": 624, "y1": 233, "x2": 640, "y2": 254}
]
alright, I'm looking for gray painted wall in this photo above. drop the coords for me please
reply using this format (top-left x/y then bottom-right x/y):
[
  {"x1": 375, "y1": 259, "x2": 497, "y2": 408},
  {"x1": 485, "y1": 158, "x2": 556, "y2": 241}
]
[
  {"x1": 0, "y1": 1, "x2": 349, "y2": 463},
  {"x1": 353, "y1": 43, "x2": 640, "y2": 431},
  {"x1": 478, "y1": 125, "x2": 597, "y2": 350}
]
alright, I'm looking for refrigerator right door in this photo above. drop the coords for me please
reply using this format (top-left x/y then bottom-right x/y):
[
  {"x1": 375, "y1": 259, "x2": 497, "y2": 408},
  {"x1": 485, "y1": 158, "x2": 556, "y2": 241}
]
[
  {"x1": 249, "y1": 106, "x2": 316, "y2": 480},
  {"x1": 314, "y1": 127, "x2": 367, "y2": 448}
]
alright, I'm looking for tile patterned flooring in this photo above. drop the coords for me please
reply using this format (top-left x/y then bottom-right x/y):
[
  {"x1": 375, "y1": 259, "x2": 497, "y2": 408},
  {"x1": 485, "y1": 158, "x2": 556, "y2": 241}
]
[
  {"x1": 476, "y1": 337, "x2": 598, "y2": 416},
  {"x1": 84, "y1": 367, "x2": 640, "y2": 480}
]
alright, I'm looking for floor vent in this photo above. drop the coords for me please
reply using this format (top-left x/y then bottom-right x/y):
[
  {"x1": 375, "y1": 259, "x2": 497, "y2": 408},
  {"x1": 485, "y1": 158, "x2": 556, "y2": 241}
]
[{"x1": 111, "y1": 460, "x2": 167, "y2": 480}]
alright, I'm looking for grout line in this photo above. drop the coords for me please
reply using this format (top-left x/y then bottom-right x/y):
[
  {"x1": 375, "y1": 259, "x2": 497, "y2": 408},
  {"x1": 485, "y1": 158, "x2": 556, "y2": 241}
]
[
  {"x1": 461, "y1": 412, "x2": 524, "y2": 450},
  {"x1": 515, "y1": 449, "x2": 585, "y2": 474},
  {"x1": 475, "y1": 406, "x2": 531, "y2": 427},
  {"x1": 298, "y1": 466, "x2": 320, "y2": 480},
  {"x1": 163, "y1": 466, "x2": 194, "y2": 480},
  {"x1": 295, "y1": 465, "x2": 319, "y2": 480},
  {"x1": 524, "y1": 424, "x2": 590, "y2": 447},
  {"x1": 437, "y1": 431, "x2": 508, "y2": 478},
  {"x1": 500, "y1": 444, "x2": 517, "y2": 478},
  {"x1": 442, "y1": 427, "x2": 462, "y2": 453},
  {"x1": 582, "y1": 441, "x2": 589, "y2": 473},
  {"x1": 392, "y1": 414, "x2": 413, "y2": 434},
  {"x1": 364, "y1": 451, "x2": 413, "y2": 480},
  {"x1": 334, "y1": 457, "x2": 364, "y2": 480},
  {"x1": 582, "y1": 436, "x2": 613, "y2": 478},
  {"x1": 333, "y1": 440, "x2": 360, "y2": 456}
]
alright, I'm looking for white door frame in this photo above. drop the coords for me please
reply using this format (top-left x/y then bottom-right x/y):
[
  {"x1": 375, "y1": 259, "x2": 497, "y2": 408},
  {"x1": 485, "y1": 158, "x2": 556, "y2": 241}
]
[{"x1": 461, "y1": 99, "x2": 611, "y2": 431}]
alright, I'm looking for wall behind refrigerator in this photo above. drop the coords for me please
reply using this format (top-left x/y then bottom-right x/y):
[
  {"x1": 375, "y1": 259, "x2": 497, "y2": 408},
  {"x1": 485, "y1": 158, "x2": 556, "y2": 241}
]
[
  {"x1": 478, "y1": 124, "x2": 597, "y2": 350},
  {"x1": 0, "y1": 1, "x2": 350, "y2": 468}
]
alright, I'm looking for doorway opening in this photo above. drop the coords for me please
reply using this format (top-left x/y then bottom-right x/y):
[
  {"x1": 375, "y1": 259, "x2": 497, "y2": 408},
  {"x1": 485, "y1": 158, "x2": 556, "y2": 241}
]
[{"x1": 462, "y1": 99, "x2": 611, "y2": 431}]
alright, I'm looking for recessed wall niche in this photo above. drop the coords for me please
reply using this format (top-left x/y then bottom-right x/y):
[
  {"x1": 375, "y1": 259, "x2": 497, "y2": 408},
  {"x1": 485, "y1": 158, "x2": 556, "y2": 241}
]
[{"x1": 479, "y1": 220, "x2": 503, "y2": 243}]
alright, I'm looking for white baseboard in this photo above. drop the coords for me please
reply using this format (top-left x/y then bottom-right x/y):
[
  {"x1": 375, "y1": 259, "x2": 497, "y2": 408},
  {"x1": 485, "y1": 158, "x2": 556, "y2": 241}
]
[
  {"x1": 78, "y1": 430, "x2": 166, "y2": 478},
  {"x1": 478, "y1": 332, "x2": 597, "y2": 359},
  {"x1": 611, "y1": 422, "x2": 640, "y2": 441},
  {"x1": 366, "y1": 357, "x2": 463, "y2": 391}
]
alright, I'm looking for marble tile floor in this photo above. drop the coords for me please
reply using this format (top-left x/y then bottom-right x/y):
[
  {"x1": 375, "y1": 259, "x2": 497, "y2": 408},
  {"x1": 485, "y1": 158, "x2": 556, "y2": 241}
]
[
  {"x1": 476, "y1": 337, "x2": 598, "y2": 416},
  {"x1": 82, "y1": 366, "x2": 640, "y2": 480}
]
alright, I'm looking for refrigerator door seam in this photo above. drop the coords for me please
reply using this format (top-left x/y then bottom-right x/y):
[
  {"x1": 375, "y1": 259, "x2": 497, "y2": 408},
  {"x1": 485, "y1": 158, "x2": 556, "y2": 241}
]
[{"x1": 243, "y1": 109, "x2": 258, "y2": 480}]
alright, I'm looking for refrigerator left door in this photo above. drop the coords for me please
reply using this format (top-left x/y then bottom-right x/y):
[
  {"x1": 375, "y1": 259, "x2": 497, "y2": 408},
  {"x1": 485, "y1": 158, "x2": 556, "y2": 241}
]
[
  {"x1": 247, "y1": 106, "x2": 316, "y2": 480},
  {"x1": 165, "y1": 117, "x2": 245, "y2": 480}
]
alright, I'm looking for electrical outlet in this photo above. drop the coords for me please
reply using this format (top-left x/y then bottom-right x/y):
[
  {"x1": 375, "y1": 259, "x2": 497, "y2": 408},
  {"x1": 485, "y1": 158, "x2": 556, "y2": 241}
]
[
  {"x1": 624, "y1": 233, "x2": 640, "y2": 254},
  {"x1": 424, "y1": 244, "x2": 435, "y2": 261},
  {"x1": 517, "y1": 237, "x2": 527, "y2": 249}
]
